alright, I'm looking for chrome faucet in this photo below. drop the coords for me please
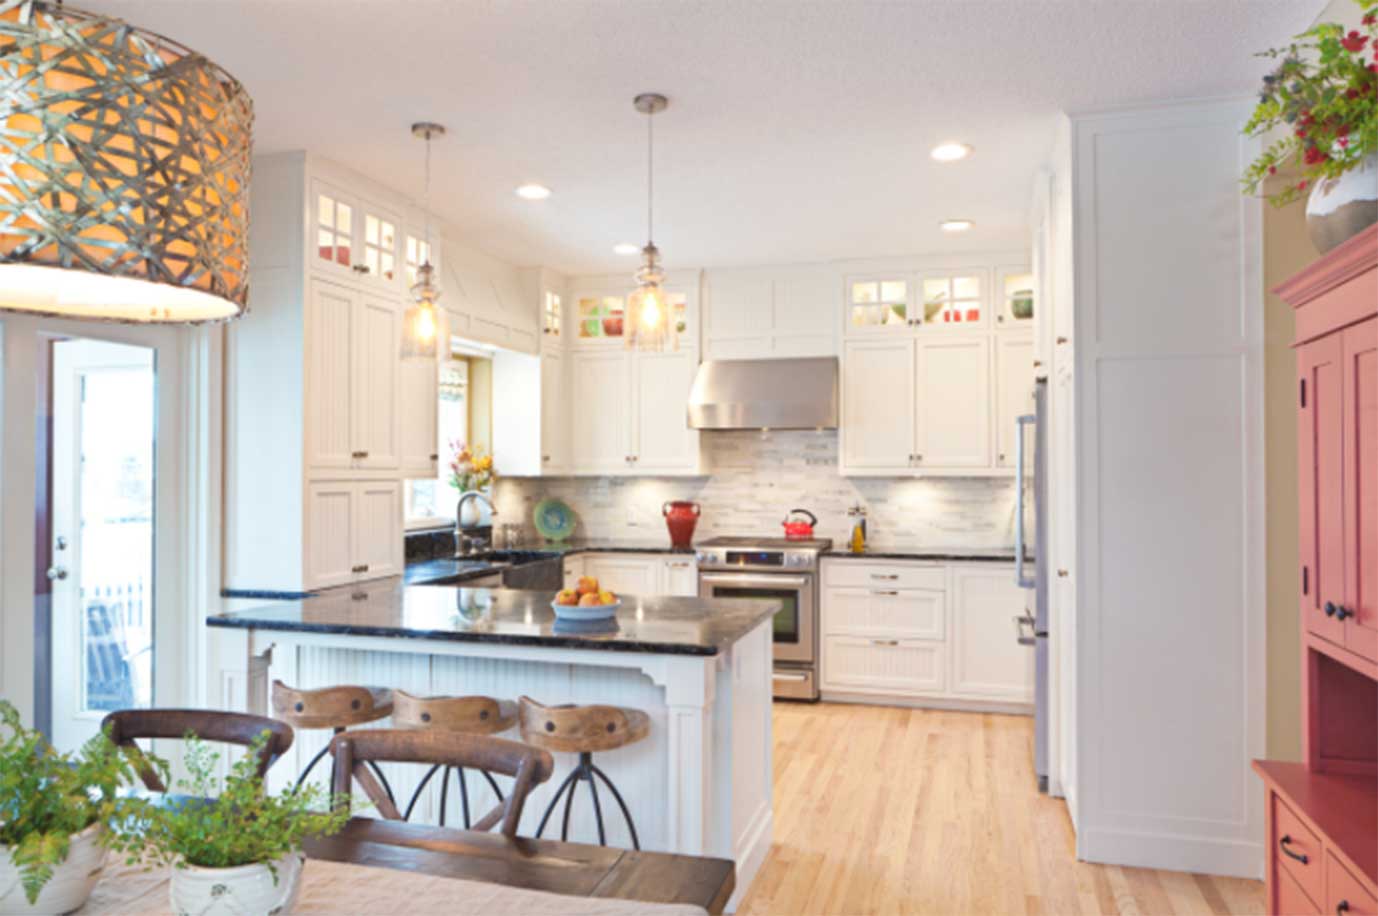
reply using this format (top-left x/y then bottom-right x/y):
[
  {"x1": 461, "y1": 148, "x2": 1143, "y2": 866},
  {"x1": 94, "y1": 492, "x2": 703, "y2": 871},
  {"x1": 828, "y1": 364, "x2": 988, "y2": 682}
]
[{"x1": 455, "y1": 490, "x2": 496, "y2": 557}]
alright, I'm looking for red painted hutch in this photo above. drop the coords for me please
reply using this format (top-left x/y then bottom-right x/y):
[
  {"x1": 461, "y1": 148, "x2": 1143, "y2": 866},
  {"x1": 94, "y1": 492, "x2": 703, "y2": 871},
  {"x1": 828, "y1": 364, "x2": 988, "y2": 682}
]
[{"x1": 1255, "y1": 222, "x2": 1377, "y2": 915}]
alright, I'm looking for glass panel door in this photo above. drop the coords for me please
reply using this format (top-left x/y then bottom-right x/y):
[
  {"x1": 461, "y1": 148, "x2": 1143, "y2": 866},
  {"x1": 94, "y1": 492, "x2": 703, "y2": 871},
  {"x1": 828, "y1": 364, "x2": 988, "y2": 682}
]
[
  {"x1": 47, "y1": 339, "x2": 156, "y2": 752},
  {"x1": 848, "y1": 277, "x2": 911, "y2": 332}
]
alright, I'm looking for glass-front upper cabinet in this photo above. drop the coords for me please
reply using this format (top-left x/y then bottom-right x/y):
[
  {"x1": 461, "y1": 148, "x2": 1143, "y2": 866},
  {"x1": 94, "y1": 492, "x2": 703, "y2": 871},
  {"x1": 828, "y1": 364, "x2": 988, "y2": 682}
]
[
  {"x1": 996, "y1": 267, "x2": 1035, "y2": 327},
  {"x1": 543, "y1": 291, "x2": 562, "y2": 337},
  {"x1": 573, "y1": 287, "x2": 692, "y2": 346},
  {"x1": 921, "y1": 271, "x2": 986, "y2": 328},
  {"x1": 309, "y1": 179, "x2": 402, "y2": 290},
  {"x1": 847, "y1": 277, "x2": 913, "y2": 333}
]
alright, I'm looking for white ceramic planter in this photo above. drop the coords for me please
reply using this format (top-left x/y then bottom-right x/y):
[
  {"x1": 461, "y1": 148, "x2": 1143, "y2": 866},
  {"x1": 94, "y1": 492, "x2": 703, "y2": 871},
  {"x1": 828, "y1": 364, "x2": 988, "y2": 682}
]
[
  {"x1": 168, "y1": 852, "x2": 304, "y2": 916},
  {"x1": 1307, "y1": 151, "x2": 1378, "y2": 253},
  {"x1": 0, "y1": 823, "x2": 107, "y2": 915}
]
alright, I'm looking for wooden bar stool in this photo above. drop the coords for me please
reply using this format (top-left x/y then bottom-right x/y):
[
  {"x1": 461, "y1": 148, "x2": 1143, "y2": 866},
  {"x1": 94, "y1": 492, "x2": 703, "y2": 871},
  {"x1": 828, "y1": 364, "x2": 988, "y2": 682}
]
[
  {"x1": 518, "y1": 696, "x2": 650, "y2": 849},
  {"x1": 271, "y1": 680, "x2": 395, "y2": 802},
  {"x1": 391, "y1": 690, "x2": 518, "y2": 828}
]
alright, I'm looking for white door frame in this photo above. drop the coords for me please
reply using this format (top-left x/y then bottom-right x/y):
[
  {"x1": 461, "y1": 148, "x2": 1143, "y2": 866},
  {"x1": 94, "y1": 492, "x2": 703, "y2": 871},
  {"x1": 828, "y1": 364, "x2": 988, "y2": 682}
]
[{"x1": 0, "y1": 315, "x2": 222, "y2": 728}]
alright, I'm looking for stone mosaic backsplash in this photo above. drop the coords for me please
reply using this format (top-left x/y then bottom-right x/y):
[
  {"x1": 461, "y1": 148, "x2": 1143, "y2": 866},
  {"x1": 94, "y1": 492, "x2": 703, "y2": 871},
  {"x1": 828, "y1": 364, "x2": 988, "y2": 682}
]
[{"x1": 494, "y1": 430, "x2": 1027, "y2": 549}]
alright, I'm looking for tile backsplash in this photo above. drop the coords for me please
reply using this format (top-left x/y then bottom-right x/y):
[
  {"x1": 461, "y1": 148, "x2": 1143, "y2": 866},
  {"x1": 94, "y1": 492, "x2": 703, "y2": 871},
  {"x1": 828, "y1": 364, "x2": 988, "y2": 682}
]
[{"x1": 495, "y1": 430, "x2": 1026, "y2": 548}]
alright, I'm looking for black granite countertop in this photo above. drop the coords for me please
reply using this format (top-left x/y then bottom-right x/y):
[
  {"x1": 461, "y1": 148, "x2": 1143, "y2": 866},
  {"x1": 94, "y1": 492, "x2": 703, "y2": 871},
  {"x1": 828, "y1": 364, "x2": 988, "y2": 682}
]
[
  {"x1": 207, "y1": 581, "x2": 779, "y2": 656},
  {"x1": 824, "y1": 545, "x2": 1030, "y2": 562},
  {"x1": 404, "y1": 558, "x2": 514, "y2": 585}
]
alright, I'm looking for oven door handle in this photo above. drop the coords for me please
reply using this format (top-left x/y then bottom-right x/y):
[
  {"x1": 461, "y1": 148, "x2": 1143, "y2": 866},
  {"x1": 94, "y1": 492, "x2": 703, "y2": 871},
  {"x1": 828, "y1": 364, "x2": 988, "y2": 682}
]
[
  {"x1": 772, "y1": 671, "x2": 810, "y2": 683},
  {"x1": 699, "y1": 573, "x2": 811, "y2": 588}
]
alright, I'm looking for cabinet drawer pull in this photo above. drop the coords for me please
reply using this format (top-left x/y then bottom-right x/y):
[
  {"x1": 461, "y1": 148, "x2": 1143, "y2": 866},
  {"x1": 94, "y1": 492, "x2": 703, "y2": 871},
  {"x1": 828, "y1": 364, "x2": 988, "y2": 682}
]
[
  {"x1": 872, "y1": 639, "x2": 900, "y2": 647},
  {"x1": 1278, "y1": 834, "x2": 1308, "y2": 865},
  {"x1": 351, "y1": 563, "x2": 369, "y2": 574},
  {"x1": 1056, "y1": 336, "x2": 1068, "y2": 345},
  {"x1": 871, "y1": 574, "x2": 899, "y2": 581},
  {"x1": 1057, "y1": 569, "x2": 1069, "y2": 578},
  {"x1": 871, "y1": 590, "x2": 900, "y2": 596},
  {"x1": 429, "y1": 453, "x2": 439, "y2": 461},
  {"x1": 351, "y1": 450, "x2": 368, "y2": 459}
]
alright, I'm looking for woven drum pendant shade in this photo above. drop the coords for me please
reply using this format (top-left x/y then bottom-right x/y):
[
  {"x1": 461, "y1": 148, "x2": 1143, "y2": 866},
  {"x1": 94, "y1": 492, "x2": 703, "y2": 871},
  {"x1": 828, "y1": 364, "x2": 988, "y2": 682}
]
[{"x1": 0, "y1": 0, "x2": 252, "y2": 323}]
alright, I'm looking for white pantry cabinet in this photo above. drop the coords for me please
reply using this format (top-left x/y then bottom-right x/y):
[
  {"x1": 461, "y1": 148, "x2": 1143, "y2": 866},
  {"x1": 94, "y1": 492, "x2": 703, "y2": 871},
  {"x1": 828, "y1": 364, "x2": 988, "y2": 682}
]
[
  {"x1": 820, "y1": 558, "x2": 1033, "y2": 711},
  {"x1": 305, "y1": 480, "x2": 404, "y2": 590},
  {"x1": 994, "y1": 333, "x2": 1035, "y2": 469},
  {"x1": 227, "y1": 152, "x2": 495, "y2": 594},
  {"x1": 703, "y1": 265, "x2": 837, "y2": 359}
]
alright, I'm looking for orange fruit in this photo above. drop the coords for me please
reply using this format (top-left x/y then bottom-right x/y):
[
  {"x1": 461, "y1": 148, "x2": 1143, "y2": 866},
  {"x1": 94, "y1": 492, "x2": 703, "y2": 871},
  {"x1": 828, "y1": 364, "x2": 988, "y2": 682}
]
[
  {"x1": 577, "y1": 576, "x2": 600, "y2": 595},
  {"x1": 578, "y1": 592, "x2": 602, "y2": 607},
  {"x1": 555, "y1": 589, "x2": 579, "y2": 606}
]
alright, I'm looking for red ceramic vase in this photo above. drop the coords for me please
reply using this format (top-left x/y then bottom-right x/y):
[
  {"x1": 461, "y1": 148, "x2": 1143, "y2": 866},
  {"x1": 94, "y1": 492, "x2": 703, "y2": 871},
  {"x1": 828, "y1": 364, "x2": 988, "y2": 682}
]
[{"x1": 663, "y1": 500, "x2": 701, "y2": 549}]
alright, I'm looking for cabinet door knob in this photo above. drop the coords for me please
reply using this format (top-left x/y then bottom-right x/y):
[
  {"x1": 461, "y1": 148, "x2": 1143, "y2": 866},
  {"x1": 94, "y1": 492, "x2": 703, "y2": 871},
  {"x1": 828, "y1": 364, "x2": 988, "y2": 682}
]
[
  {"x1": 1335, "y1": 605, "x2": 1353, "y2": 621},
  {"x1": 1325, "y1": 601, "x2": 1337, "y2": 617},
  {"x1": 353, "y1": 264, "x2": 369, "y2": 274},
  {"x1": 999, "y1": 453, "x2": 1006, "y2": 461},
  {"x1": 429, "y1": 453, "x2": 439, "y2": 461},
  {"x1": 1057, "y1": 569, "x2": 1069, "y2": 577},
  {"x1": 1056, "y1": 336, "x2": 1069, "y2": 345},
  {"x1": 915, "y1": 454, "x2": 923, "y2": 462}
]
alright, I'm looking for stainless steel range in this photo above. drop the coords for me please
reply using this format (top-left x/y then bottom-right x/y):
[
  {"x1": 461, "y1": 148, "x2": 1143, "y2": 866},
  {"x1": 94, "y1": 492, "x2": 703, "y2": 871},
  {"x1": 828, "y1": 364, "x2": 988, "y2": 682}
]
[{"x1": 695, "y1": 536, "x2": 831, "y2": 701}]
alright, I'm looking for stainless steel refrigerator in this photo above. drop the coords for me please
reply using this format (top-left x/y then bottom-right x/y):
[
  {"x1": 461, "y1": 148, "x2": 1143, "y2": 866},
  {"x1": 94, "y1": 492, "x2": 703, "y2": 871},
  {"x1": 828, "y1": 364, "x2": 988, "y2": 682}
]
[{"x1": 1014, "y1": 379, "x2": 1049, "y2": 792}]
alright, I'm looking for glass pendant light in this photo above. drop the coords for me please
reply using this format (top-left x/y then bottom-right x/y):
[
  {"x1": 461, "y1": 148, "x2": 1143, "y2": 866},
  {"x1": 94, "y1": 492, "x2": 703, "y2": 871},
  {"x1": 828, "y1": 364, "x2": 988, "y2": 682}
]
[
  {"x1": 0, "y1": 1, "x2": 252, "y2": 323},
  {"x1": 401, "y1": 122, "x2": 444, "y2": 359},
  {"x1": 625, "y1": 93, "x2": 677, "y2": 352}
]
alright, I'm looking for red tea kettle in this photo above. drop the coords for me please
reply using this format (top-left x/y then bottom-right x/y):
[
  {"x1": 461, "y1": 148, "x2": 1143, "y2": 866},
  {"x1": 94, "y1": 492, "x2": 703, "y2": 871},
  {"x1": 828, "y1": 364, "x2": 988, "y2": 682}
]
[
  {"x1": 782, "y1": 508, "x2": 818, "y2": 540},
  {"x1": 663, "y1": 500, "x2": 701, "y2": 549}
]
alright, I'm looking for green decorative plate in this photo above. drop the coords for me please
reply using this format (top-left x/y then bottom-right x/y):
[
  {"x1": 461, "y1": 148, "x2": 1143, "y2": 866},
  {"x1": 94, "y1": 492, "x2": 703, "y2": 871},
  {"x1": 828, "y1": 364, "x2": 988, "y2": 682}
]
[{"x1": 533, "y1": 498, "x2": 576, "y2": 541}]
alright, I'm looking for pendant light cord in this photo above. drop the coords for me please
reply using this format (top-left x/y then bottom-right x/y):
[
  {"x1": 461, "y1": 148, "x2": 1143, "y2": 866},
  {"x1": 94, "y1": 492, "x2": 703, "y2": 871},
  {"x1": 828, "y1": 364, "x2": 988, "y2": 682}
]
[
  {"x1": 423, "y1": 130, "x2": 432, "y2": 248},
  {"x1": 646, "y1": 108, "x2": 654, "y2": 246}
]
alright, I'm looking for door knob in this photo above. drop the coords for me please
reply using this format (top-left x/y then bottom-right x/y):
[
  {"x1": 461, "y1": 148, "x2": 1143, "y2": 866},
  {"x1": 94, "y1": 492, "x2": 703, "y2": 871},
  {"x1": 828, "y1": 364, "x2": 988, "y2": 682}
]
[
  {"x1": 1335, "y1": 606, "x2": 1353, "y2": 621},
  {"x1": 46, "y1": 566, "x2": 68, "y2": 581},
  {"x1": 1325, "y1": 601, "x2": 1337, "y2": 617}
]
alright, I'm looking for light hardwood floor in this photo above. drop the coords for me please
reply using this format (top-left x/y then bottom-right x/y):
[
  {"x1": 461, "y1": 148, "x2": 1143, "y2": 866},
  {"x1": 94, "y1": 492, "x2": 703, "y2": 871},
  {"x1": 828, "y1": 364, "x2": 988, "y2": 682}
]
[{"x1": 736, "y1": 703, "x2": 1264, "y2": 916}]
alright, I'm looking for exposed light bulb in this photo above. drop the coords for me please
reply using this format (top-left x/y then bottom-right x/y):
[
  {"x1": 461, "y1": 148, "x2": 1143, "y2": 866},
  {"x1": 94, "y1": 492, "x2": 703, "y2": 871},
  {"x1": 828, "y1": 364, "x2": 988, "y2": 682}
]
[
  {"x1": 415, "y1": 303, "x2": 436, "y2": 342},
  {"x1": 641, "y1": 294, "x2": 662, "y2": 328}
]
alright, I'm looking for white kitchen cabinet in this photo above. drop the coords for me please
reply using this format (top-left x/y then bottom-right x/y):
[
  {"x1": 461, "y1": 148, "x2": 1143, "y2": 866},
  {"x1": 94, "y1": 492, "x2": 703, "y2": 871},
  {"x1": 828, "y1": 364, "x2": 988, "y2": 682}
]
[
  {"x1": 914, "y1": 336, "x2": 990, "y2": 470},
  {"x1": 822, "y1": 636, "x2": 945, "y2": 694},
  {"x1": 841, "y1": 339, "x2": 914, "y2": 470},
  {"x1": 311, "y1": 178, "x2": 402, "y2": 294},
  {"x1": 994, "y1": 332, "x2": 1035, "y2": 469},
  {"x1": 571, "y1": 350, "x2": 631, "y2": 473},
  {"x1": 661, "y1": 556, "x2": 699, "y2": 596},
  {"x1": 819, "y1": 558, "x2": 1033, "y2": 711},
  {"x1": 950, "y1": 566, "x2": 1033, "y2": 703},
  {"x1": 822, "y1": 587, "x2": 944, "y2": 640},
  {"x1": 633, "y1": 351, "x2": 699, "y2": 472},
  {"x1": 581, "y1": 554, "x2": 664, "y2": 596},
  {"x1": 703, "y1": 266, "x2": 837, "y2": 359},
  {"x1": 305, "y1": 480, "x2": 403, "y2": 590},
  {"x1": 569, "y1": 348, "x2": 701, "y2": 476},
  {"x1": 304, "y1": 278, "x2": 400, "y2": 473},
  {"x1": 540, "y1": 349, "x2": 570, "y2": 473},
  {"x1": 399, "y1": 355, "x2": 439, "y2": 478}
]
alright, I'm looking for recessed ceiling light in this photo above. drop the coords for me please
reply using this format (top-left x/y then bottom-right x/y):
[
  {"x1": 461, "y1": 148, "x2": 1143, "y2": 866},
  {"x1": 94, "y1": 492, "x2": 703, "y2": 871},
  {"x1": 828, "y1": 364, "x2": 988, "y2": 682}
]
[
  {"x1": 931, "y1": 142, "x2": 973, "y2": 162},
  {"x1": 613, "y1": 242, "x2": 640, "y2": 255},
  {"x1": 940, "y1": 219, "x2": 974, "y2": 233},
  {"x1": 515, "y1": 183, "x2": 551, "y2": 200}
]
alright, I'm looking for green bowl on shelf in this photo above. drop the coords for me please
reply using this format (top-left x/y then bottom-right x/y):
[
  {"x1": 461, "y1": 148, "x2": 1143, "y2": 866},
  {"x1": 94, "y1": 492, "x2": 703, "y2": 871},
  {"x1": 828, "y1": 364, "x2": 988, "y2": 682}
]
[{"x1": 533, "y1": 498, "x2": 576, "y2": 541}]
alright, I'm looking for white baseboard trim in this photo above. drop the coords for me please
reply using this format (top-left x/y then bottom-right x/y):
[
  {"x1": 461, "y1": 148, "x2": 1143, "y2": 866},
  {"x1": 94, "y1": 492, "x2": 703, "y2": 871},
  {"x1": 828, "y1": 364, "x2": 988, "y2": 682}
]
[
  {"x1": 726, "y1": 802, "x2": 773, "y2": 913},
  {"x1": 819, "y1": 691, "x2": 1033, "y2": 717},
  {"x1": 1077, "y1": 825, "x2": 1264, "y2": 880}
]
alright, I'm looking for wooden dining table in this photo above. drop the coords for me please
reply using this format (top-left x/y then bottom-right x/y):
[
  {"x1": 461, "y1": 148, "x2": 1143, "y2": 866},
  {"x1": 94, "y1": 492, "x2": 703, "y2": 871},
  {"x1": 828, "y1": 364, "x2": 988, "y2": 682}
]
[{"x1": 301, "y1": 817, "x2": 736, "y2": 913}]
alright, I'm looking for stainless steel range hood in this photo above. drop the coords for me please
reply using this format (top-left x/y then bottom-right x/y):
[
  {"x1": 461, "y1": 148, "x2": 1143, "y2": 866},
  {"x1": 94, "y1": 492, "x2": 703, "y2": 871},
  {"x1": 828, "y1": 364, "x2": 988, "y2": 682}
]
[{"x1": 686, "y1": 357, "x2": 838, "y2": 430}]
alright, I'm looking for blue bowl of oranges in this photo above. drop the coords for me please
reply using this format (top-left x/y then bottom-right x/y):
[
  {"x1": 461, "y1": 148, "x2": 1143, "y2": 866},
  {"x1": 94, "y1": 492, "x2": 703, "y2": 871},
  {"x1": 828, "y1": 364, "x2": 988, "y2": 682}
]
[{"x1": 552, "y1": 576, "x2": 620, "y2": 621}]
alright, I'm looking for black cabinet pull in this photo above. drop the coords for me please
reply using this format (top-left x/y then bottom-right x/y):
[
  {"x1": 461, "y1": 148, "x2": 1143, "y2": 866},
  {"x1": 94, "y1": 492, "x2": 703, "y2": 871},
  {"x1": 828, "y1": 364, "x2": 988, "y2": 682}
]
[
  {"x1": 1325, "y1": 601, "x2": 1337, "y2": 617},
  {"x1": 1335, "y1": 606, "x2": 1353, "y2": 621},
  {"x1": 1278, "y1": 834, "x2": 1308, "y2": 865},
  {"x1": 1336, "y1": 901, "x2": 1350, "y2": 915}
]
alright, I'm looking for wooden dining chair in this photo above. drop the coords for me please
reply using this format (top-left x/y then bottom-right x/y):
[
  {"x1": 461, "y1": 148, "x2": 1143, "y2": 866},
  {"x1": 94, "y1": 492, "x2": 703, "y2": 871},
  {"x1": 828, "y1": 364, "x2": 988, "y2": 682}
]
[
  {"x1": 100, "y1": 708, "x2": 294, "y2": 792},
  {"x1": 329, "y1": 729, "x2": 554, "y2": 839}
]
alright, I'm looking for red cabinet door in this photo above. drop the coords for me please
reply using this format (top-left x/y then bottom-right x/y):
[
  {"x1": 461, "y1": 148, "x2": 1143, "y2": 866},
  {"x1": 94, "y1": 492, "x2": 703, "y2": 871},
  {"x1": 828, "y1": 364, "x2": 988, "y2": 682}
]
[
  {"x1": 1299, "y1": 334, "x2": 1348, "y2": 647},
  {"x1": 1343, "y1": 316, "x2": 1377, "y2": 663}
]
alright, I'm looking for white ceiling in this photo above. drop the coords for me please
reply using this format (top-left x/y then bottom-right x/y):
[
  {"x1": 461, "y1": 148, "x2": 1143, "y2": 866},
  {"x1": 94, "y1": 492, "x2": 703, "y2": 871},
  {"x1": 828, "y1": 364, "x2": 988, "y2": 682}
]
[{"x1": 86, "y1": 0, "x2": 1320, "y2": 275}]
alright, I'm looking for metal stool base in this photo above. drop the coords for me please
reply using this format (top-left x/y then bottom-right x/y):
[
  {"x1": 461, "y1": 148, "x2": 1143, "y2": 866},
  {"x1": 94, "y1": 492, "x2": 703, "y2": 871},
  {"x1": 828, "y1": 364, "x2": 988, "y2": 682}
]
[{"x1": 534, "y1": 752, "x2": 640, "y2": 850}]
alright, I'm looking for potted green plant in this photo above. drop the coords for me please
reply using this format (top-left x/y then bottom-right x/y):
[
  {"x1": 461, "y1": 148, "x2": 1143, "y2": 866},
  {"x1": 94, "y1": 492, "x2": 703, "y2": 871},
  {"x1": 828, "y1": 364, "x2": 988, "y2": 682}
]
[
  {"x1": 0, "y1": 701, "x2": 154, "y2": 914},
  {"x1": 1244, "y1": 0, "x2": 1378, "y2": 251},
  {"x1": 139, "y1": 734, "x2": 349, "y2": 916}
]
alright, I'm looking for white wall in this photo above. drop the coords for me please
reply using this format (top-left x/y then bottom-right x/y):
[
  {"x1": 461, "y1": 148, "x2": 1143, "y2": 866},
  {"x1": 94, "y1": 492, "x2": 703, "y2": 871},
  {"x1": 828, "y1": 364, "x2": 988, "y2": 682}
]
[{"x1": 1069, "y1": 99, "x2": 1265, "y2": 878}]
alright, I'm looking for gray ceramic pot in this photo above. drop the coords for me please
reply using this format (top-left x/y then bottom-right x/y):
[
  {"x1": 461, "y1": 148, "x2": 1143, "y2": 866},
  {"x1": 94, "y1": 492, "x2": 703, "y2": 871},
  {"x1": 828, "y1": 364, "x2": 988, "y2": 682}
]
[{"x1": 1306, "y1": 152, "x2": 1378, "y2": 254}]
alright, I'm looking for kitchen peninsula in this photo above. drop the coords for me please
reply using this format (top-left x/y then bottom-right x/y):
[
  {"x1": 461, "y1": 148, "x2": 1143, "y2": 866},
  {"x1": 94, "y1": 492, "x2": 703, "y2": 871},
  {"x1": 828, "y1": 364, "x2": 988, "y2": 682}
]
[{"x1": 207, "y1": 582, "x2": 775, "y2": 910}]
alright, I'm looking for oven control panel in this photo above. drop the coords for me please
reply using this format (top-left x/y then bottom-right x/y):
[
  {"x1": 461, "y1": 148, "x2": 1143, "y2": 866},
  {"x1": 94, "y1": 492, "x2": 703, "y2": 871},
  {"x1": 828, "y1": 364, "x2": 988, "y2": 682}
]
[{"x1": 695, "y1": 549, "x2": 818, "y2": 571}]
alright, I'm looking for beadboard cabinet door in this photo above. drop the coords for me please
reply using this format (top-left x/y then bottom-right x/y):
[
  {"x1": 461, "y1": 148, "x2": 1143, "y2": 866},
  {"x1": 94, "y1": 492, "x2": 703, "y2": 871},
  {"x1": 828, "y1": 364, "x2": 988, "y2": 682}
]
[
  {"x1": 540, "y1": 349, "x2": 570, "y2": 474},
  {"x1": 398, "y1": 357, "x2": 438, "y2": 477},
  {"x1": 570, "y1": 350, "x2": 631, "y2": 474},
  {"x1": 353, "y1": 295, "x2": 401, "y2": 470},
  {"x1": 915, "y1": 336, "x2": 991, "y2": 469},
  {"x1": 306, "y1": 482, "x2": 356, "y2": 589},
  {"x1": 354, "y1": 480, "x2": 404, "y2": 581},
  {"x1": 633, "y1": 350, "x2": 699, "y2": 473},
  {"x1": 950, "y1": 567, "x2": 1034, "y2": 702},
  {"x1": 995, "y1": 333, "x2": 1035, "y2": 468},
  {"x1": 305, "y1": 280, "x2": 356, "y2": 471},
  {"x1": 841, "y1": 338, "x2": 915, "y2": 471},
  {"x1": 582, "y1": 554, "x2": 662, "y2": 596}
]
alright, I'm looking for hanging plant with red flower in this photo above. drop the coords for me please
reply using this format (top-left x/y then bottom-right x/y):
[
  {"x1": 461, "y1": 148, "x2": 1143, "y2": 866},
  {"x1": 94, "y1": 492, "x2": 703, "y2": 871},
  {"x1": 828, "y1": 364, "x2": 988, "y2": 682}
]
[{"x1": 1243, "y1": 0, "x2": 1378, "y2": 204}]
